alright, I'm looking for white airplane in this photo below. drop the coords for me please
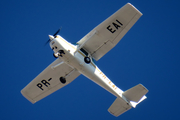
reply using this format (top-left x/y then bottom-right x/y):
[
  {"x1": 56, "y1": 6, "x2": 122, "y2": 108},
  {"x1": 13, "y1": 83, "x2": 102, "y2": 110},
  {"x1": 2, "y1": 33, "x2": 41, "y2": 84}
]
[{"x1": 21, "y1": 3, "x2": 148, "y2": 117}]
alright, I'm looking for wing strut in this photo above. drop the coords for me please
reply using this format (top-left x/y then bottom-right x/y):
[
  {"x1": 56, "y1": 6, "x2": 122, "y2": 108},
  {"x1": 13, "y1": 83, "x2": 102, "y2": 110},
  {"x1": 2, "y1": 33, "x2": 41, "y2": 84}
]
[{"x1": 64, "y1": 69, "x2": 77, "y2": 78}]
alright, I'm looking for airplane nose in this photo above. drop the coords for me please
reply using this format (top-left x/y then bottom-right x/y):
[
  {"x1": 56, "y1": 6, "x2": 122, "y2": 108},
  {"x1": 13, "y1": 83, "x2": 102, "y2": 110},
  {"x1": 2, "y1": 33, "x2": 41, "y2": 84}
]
[{"x1": 49, "y1": 35, "x2": 54, "y2": 41}]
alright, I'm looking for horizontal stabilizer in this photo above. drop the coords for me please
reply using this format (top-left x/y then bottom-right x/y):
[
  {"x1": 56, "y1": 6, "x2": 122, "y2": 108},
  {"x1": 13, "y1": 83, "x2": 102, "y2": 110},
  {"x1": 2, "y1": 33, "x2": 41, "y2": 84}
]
[
  {"x1": 123, "y1": 84, "x2": 148, "y2": 102},
  {"x1": 108, "y1": 98, "x2": 132, "y2": 117}
]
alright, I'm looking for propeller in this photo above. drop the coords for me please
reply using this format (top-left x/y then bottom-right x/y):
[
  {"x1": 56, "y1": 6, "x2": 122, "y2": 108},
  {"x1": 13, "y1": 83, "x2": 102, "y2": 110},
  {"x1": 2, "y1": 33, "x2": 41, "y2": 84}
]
[{"x1": 45, "y1": 27, "x2": 62, "y2": 46}]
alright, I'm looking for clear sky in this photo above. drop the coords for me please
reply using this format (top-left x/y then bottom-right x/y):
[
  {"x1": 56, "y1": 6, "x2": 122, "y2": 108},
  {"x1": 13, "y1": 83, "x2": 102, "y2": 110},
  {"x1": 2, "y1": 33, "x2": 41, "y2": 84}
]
[{"x1": 0, "y1": 0, "x2": 180, "y2": 120}]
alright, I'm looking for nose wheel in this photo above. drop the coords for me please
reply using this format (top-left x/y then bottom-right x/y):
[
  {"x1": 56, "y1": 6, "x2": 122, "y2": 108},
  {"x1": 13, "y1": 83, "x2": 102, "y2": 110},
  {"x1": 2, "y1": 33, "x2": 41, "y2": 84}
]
[
  {"x1": 53, "y1": 50, "x2": 65, "y2": 58},
  {"x1": 53, "y1": 53, "x2": 59, "y2": 58}
]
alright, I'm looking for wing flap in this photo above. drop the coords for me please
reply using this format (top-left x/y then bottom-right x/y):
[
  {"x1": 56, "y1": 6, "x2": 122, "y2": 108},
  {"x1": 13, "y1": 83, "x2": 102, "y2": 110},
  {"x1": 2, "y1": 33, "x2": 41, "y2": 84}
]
[
  {"x1": 21, "y1": 59, "x2": 80, "y2": 103},
  {"x1": 91, "y1": 40, "x2": 114, "y2": 60}
]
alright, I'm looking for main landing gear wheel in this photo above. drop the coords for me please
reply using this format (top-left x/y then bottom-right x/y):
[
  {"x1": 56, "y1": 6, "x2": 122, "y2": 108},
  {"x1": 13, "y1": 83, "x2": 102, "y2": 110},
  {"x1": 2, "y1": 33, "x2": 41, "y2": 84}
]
[
  {"x1": 60, "y1": 77, "x2": 66, "y2": 84},
  {"x1": 84, "y1": 57, "x2": 91, "y2": 64}
]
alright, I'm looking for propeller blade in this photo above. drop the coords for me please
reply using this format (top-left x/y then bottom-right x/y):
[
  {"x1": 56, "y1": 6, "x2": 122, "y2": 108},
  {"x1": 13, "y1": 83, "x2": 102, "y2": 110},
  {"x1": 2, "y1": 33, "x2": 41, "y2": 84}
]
[
  {"x1": 44, "y1": 39, "x2": 50, "y2": 46},
  {"x1": 53, "y1": 27, "x2": 62, "y2": 36}
]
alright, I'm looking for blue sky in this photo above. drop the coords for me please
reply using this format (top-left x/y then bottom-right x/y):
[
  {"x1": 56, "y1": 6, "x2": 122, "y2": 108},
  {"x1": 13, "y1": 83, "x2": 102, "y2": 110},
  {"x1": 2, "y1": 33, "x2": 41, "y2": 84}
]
[{"x1": 0, "y1": 0, "x2": 180, "y2": 119}]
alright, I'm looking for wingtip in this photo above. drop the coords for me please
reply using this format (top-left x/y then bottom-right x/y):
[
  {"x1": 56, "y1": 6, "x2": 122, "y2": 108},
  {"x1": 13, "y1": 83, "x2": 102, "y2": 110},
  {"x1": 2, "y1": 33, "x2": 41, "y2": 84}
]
[
  {"x1": 21, "y1": 89, "x2": 36, "y2": 104},
  {"x1": 126, "y1": 3, "x2": 143, "y2": 16}
]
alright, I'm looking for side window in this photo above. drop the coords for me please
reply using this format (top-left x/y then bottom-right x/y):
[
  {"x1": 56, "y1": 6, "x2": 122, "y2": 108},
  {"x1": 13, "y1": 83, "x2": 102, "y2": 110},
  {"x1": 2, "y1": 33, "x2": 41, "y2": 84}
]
[{"x1": 80, "y1": 48, "x2": 88, "y2": 56}]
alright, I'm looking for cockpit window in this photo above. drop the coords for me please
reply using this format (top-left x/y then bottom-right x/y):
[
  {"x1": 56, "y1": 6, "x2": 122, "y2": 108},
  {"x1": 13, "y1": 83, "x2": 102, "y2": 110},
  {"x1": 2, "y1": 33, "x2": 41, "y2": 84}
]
[{"x1": 80, "y1": 48, "x2": 88, "y2": 56}]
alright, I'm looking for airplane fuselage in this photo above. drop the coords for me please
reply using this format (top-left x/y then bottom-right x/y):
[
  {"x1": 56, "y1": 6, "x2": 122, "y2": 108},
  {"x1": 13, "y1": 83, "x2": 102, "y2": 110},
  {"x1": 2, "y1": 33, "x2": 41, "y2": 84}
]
[{"x1": 50, "y1": 35, "x2": 125, "y2": 99}]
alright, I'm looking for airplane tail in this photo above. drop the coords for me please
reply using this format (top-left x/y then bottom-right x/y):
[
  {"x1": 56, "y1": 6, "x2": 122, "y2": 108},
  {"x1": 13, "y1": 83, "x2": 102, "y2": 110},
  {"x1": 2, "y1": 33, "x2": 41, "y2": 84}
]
[{"x1": 108, "y1": 84, "x2": 148, "y2": 117}]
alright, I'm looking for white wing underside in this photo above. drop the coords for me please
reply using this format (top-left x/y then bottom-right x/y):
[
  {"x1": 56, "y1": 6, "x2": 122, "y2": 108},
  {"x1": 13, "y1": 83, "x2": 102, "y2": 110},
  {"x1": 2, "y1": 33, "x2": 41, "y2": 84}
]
[
  {"x1": 21, "y1": 59, "x2": 80, "y2": 103},
  {"x1": 77, "y1": 3, "x2": 142, "y2": 61}
]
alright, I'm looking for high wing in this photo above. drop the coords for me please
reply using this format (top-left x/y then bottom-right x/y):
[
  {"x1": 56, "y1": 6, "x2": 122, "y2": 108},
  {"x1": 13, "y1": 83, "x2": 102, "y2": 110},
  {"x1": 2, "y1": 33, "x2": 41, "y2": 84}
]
[
  {"x1": 21, "y1": 59, "x2": 80, "y2": 103},
  {"x1": 77, "y1": 3, "x2": 142, "y2": 61}
]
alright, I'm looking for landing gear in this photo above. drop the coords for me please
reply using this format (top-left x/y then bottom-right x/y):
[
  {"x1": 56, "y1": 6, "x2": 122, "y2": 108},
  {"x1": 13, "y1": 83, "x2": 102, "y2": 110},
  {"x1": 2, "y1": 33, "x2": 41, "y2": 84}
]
[
  {"x1": 59, "y1": 50, "x2": 65, "y2": 55},
  {"x1": 60, "y1": 77, "x2": 66, "y2": 84},
  {"x1": 53, "y1": 53, "x2": 59, "y2": 58},
  {"x1": 53, "y1": 50, "x2": 65, "y2": 58},
  {"x1": 84, "y1": 57, "x2": 91, "y2": 64}
]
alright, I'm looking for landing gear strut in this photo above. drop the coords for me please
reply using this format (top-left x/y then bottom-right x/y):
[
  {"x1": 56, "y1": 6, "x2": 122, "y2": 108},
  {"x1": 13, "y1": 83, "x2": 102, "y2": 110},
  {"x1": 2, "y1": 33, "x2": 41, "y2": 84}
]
[
  {"x1": 53, "y1": 50, "x2": 65, "y2": 58},
  {"x1": 59, "y1": 50, "x2": 65, "y2": 55}
]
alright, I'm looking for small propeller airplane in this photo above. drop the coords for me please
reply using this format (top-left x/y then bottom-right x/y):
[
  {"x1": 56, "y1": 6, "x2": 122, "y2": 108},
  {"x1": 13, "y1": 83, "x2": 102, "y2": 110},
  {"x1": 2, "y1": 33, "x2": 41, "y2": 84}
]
[{"x1": 21, "y1": 3, "x2": 148, "y2": 117}]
